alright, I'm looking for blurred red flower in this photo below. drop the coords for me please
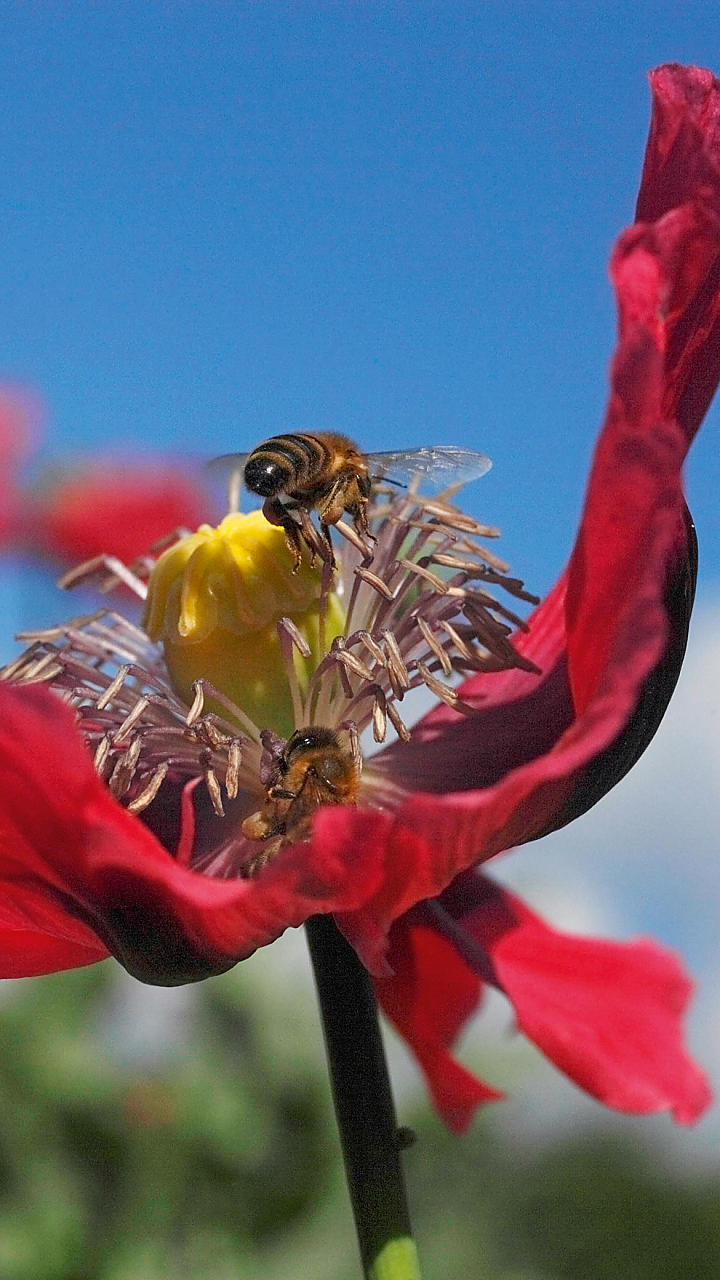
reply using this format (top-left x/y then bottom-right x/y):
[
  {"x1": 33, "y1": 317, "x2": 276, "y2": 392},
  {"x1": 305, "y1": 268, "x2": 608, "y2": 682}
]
[
  {"x1": 0, "y1": 64, "x2": 716, "y2": 1130},
  {"x1": 25, "y1": 462, "x2": 214, "y2": 567},
  {"x1": 0, "y1": 398, "x2": 214, "y2": 568}
]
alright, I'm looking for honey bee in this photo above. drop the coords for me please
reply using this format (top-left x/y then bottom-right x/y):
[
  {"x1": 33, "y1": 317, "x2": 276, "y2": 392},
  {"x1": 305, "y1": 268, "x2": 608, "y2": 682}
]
[
  {"x1": 241, "y1": 724, "x2": 362, "y2": 874},
  {"x1": 209, "y1": 432, "x2": 492, "y2": 568}
]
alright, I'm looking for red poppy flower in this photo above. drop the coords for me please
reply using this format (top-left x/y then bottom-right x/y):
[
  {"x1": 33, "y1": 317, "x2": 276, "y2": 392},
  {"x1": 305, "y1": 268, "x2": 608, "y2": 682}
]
[
  {"x1": 24, "y1": 460, "x2": 216, "y2": 568},
  {"x1": 0, "y1": 390, "x2": 37, "y2": 545},
  {"x1": 0, "y1": 63, "x2": 716, "y2": 1131}
]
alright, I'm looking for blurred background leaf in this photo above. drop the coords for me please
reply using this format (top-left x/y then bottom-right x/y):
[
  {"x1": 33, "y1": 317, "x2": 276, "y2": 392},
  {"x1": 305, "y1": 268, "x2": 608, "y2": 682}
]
[{"x1": 0, "y1": 953, "x2": 716, "y2": 1280}]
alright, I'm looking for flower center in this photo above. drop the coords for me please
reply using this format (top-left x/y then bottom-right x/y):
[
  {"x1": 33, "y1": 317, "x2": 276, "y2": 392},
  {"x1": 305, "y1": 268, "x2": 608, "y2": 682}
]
[
  {"x1": 3, "y1": 480, "x2": 540, "y2": 879},
  {"x1": 143, "y1": 510, "x2": 345, "y2": 739}
]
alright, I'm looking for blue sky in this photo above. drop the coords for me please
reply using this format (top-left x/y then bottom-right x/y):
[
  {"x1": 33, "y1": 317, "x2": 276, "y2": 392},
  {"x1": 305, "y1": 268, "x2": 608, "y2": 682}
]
[{"x1": 1, "y1": 2, "x2": 719, "y2": 595}]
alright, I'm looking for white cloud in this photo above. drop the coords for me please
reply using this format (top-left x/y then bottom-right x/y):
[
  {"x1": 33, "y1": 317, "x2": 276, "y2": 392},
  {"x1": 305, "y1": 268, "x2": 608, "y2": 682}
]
[{"x1": 483, "y1": 591, "x2": 720, "y2": 1165}]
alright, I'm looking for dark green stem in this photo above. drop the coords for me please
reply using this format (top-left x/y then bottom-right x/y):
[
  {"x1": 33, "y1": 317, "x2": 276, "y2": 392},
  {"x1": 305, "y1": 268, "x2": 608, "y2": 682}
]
[{"x1": 306, "y1": 914, "x2": 421, "y2": 1280}]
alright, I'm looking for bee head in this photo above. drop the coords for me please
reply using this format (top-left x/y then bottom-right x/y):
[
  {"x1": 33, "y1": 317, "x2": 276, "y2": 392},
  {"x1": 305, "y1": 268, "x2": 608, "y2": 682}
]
[
  {"x1": 244, "y1": 454, "x2": 290, "y2": 497},
  {"x1": 284, "y1": 727, "x2": 337, "y2": 760}
]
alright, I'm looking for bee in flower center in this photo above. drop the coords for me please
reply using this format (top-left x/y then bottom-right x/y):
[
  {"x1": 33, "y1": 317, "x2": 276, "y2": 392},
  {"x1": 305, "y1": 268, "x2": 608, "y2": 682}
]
[
  {"x1": 214, "y1": 431, "x2": 371, "y2": 569},
  {"x1": 209, "y1": 432, "x2": 493, "y2": 568},
  {"x1": 241, "y1": 724, "x2": 362, "y2": 874}
]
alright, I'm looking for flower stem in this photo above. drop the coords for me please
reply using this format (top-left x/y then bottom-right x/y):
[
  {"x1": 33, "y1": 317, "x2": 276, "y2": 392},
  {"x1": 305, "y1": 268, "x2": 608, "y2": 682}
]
[{"x1": 306, "y1": 914, "x2": 422, "y2": 1280}]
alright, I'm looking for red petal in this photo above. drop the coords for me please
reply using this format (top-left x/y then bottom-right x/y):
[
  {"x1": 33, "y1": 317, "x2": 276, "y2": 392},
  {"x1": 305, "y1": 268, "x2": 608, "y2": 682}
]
[
  {"x1": 0, "y1": 926, "x2": 106, "y2": 978},
  {"x1": 26, "y1": 462, "x2": 215, "y2": 566},
  {"x1": 634, "y1": 65, "x2": 720, "y2": 438},
  {"x1": 0, "y1": 685, "x2": 387, "y2": 984},
  {"x1": 346, "y1": 65, "x2": 720, "y2": 917},
  {"x1": 436, "y1": 873, "x2": 712, "y2": 1125},
  {"x1": 373, "y1": 911, "x2": 502, "y2": 1133}
]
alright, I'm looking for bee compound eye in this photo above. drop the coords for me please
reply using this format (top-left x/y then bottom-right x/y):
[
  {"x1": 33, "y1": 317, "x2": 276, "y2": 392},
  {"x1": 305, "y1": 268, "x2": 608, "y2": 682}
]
[
  {"x1": 244, "y1": 455, "x2": 289, "y2": 497},
  {"x1": 287, "y1": 730, "x2": 319, "y2": 755}
]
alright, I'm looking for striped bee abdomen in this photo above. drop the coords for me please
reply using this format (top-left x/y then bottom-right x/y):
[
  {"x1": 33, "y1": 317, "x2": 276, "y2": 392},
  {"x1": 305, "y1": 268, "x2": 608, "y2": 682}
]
[{"x1": 244, "y1": 433, "x2": 329, "y2": 498}]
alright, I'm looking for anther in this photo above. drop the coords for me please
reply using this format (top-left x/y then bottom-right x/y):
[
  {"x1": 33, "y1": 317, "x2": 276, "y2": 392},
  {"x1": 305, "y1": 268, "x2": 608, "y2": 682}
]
[
  {"x1": 204, "y1": 766, "x2": 225, "y2": 817},
  {"x1": 382, "y1": 631, "x2": 410, "y2": 692},
  {"x1": 97, "y1": 665, "x2": 130, "y2": 710},
  {"x1": 114, "y1": 696, "x2": 150, "y2": 743},
  {"x1": 357, "y1": 630, "x2": 387, "y2": 667},
  {"x1": 372, "y1": 687, "x2": 388, "y2": 743},
  {"x1": 399, "y1": 559, "x2": 448, "y2": 593},
  {"x1": 225, "y1": 740, "x2": 242, "y2": 799},
  {"x1": 128, "y1": 762, "x2": 170, "y2": 813},
  {"x1": 386, "y1": 700, "x2": 411, "y2": 742},
  {"x1": 354, "y1": 567, "x2": 396, "y2": 601},
  {"x1": 186, "y1": 682, "x2": 205, "y2": 726},
  {"x1": 416, "y1": 616, "x2": 453, "y2": 677},
  {"x1": 337, "y1": 649, "x2": 375, "y2": 684},
  {"x1": 93, "y1": 735, "x2": 112, "y2": 776}
]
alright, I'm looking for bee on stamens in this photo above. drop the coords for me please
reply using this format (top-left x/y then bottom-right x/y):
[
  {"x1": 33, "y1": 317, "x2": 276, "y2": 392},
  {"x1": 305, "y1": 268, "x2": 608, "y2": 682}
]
[
  {"x1": 241, "y1": 724, "x2": 362, "y2": 875},
  {"x1": 209, "y1": 433, "x2": 492, "y2": 569}
]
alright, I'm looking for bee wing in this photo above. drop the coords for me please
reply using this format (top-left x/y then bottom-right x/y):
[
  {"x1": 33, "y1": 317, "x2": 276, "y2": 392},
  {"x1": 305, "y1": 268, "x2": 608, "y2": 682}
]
[
  {"x1": 206, "y1": 452, "x2": 252, "y2": 480},
  {"x1": 365, "y1": 446, "x2": 492, "y2": 492},
  {"x1": 206, "y1": 452, "x2": 253, "y2": 512}
]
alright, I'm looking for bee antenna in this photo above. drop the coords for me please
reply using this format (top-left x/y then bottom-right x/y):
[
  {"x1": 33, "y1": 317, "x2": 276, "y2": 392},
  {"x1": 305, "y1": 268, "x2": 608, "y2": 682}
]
[{"x1": 371, "y1": 474, "x2": 406, "y2": 489}]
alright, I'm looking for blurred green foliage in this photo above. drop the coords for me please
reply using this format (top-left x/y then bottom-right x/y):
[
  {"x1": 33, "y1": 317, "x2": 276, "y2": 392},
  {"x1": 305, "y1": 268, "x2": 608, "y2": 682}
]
[{"x1": 0, "y1": 955, "x2": 716, "y2": 1280}]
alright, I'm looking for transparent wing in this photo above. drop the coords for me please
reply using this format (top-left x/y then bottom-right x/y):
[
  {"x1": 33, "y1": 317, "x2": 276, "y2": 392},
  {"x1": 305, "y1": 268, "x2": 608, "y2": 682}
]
[
  {"x1": 206, "y1": 452, "x2": 252, "y2": 512},
  {"x1": 365, "y1": 445, "x2": 492, "y2": 492},
  {"x1": 206, "y1": 451, "x2": 252, "y2": 479}
]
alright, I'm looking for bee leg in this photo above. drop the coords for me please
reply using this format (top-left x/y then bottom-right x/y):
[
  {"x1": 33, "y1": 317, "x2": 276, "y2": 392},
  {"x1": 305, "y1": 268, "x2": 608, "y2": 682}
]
[
  {"x1": 330, "y1": 476, "x2": 374, "y2": 553},
  {"x1": 295, "y1": 507, "x2": 332, "y2": 570},
  {"x1": 262, "y1": 498, "x2": 305, "y2": 572},
  {"x1": 319, "y1": 522, "x2": 337, "y2": 569},
  {"x1": 242, "y1": 835, "x2": 285, "y2": 878},
  {"x1": 267, "y1": 785, "x2": 298, "y2": 801}
]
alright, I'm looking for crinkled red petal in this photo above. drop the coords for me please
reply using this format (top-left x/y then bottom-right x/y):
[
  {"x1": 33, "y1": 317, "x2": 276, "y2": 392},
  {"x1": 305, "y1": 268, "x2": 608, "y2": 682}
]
[
  {"x1": 0, "y1": 685, "x2": 386, "y2": 984},
  {"x1": 635, "y1": 65, "x2": 720, "y2": 440},
  {"x1": 26, "y1": 463, "x2": 215, "y2": 566},
  {"x1": 434, "y1": 873, "x2": 712, "y2": 1125},
  {"x1": 372, "y1": 910, "x2": 502, "y2": 1133},
  {"x1": 335, "y1": 65, "x2": 720, "y2": 939}
]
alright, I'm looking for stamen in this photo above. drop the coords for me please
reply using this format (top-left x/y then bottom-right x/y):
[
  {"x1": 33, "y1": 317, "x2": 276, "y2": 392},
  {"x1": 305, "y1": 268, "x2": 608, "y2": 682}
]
[
  {"x1": 59, "y1": 555, "x2": 149, "y2": 600},
  {"x1": 127, "y1": 762, "x2": 170, "y2": 813},
  {"x1": 372, "y1": 686, "x2": 388, "y2": 743},
  {"x1": 416, "y1": 616, "x2": 453, "y2": 677},
  {"x1": 399, "y1": 558, "x2": 448, "y2": 594},
  {"x1": 16, "y1": 611, "x2": 106, "y2": 642},
  {"x1": 386, "y1": 700, "x2": 411, "y2": 743},
  {"x1": 382, "y1": 631, "x2": 410, "y2": 692},
  {"x1": 93, "y1": 735, "x2": 112, "y2": 776},
  {"x1": 114, "y1": 696, "x2": 150, "y2": 743},
  {"x1": 2, "y1": 469, "x2": 542, "y2": 883},
  {"x1": 329, "y1": 638, "x2": 355, "y2": 700},
  {"x1": 337, "y1": 648, "x2": 375, "y2": 685},
  {"x1": 357, "y1": 630, "x2": 387, "y2": 667},
  {"x1": 203, "y1": 761, "x2": 225, "y2": 818},
  {"x1": 278, "y1": 615, "x2": 312, "y2": 659},
  {"x1": 437, "y1": 618, "x2": 477, "y2": 664},
  {"x1": 186, "y1": 682, "x2": 205, "y2": 726},
  {"x1": 353, "y1": 566, "x2": 395, "y2": 602},
  {"x1": 109, "y1": 735, "x2": 142, "y2": 797},
  {"x1": 96, "y1": 666, "x2": 130, "y2": 710},
  {"x1": 225, "y1": 740, "x2": 242, "y2": 799},
  {"x1": 276, "y1": 618, "x2": 307, "y2": 728},
  {"x1": 416, "y1": 661, "x2": 477, "y2": 712},
  {"x1": 334, "y1": 518, "x2": 371, "y2": 557}
]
